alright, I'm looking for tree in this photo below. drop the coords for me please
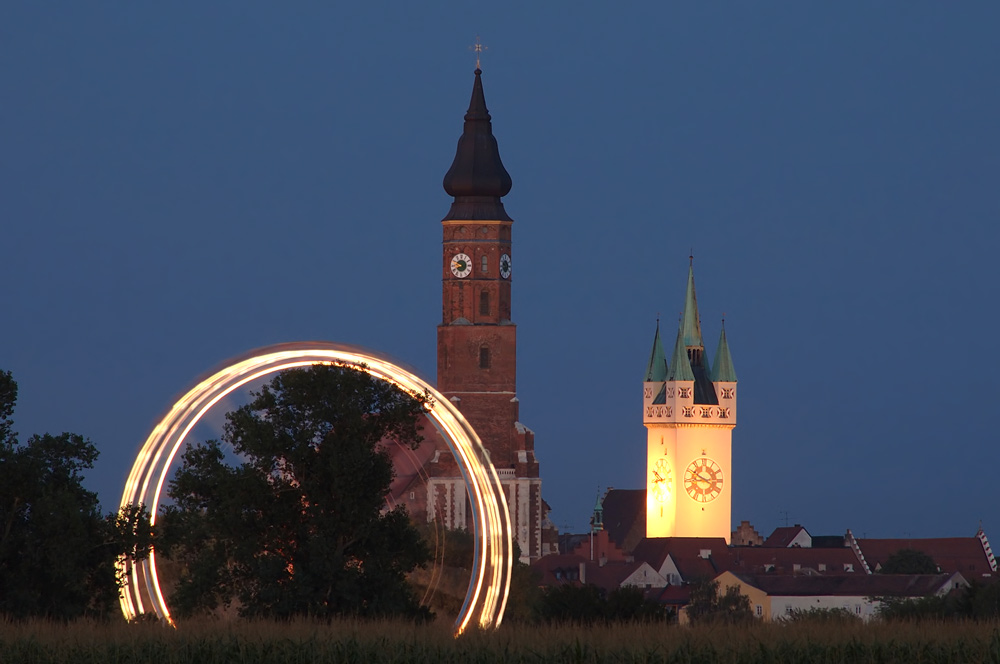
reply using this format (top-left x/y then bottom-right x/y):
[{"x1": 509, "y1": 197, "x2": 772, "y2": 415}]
[
  {"x1": 0, "y1": 370, "x2": 152, "y2": 619},
  {"x1": 685, "y1": 577, "x2": 753, "y2": 625},
  {"x1": 159, "y1": 365, "x2": 432, "y2": 620},
  {"x1": 879, "y1": 549, "x2": 938, "y2": 574}
]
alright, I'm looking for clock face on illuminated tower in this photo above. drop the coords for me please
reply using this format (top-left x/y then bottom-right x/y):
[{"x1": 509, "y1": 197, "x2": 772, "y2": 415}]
[
  {"x1": 450, "y1": 253, "x2": 472, "y2": 278},
  {"x1": 650, "y1": 457, "x2": 673, "y2": 503},
  {"x1": 684, "y1": 457, "x2": 724, "y2": 503},
  {"x1": 500, "y1": 253, "x2": 511, "y2": 279}
]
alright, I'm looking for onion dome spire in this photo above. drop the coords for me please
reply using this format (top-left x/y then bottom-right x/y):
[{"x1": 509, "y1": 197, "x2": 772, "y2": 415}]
[{"x1": 442, "y1": 69, "x2": 513, "y2": 221}]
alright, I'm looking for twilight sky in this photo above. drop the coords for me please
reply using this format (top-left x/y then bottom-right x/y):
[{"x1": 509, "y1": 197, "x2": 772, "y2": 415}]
[{"x1": 3, "y1": 3, "x2": 998, "y2": 539}]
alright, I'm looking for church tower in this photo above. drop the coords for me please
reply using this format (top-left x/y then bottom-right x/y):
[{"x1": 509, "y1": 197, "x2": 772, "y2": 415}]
[
  {"x1": 643, "y1": 262, "x2": 737, "y2": 540},
  {"x1": 431, "y1": 68, "x2": 544, "y2": 561}
]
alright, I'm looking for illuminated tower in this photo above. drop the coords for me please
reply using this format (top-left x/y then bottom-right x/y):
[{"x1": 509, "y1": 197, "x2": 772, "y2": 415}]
[
  {"x1": 643, "y1": 262, "x2": 737, "y2": 540},
  {"x1": 430, "y1": 68, "x2": 543, "y2": 561}
]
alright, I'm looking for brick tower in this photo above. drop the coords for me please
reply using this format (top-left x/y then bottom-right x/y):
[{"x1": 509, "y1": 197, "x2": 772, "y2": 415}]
[{"x1": 428, "y1": 68, "x2": 544, "y2": 562}]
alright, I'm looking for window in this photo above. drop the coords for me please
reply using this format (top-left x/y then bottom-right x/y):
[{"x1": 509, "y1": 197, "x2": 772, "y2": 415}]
[
  {"x1": 756, "y1": 605, "x2": 763, "y2": 617},
  {"x1": 481, "y1": 255, "x2": 488, "y2": 273},
  {"x1": 479, "y1": 347, "x2": 490, "y2": 369},
  {"x1": 409, "y1": 492, "x2": 415, "y2": 500},
  {"x1": 480, "y1": 290, "x2": 490, "y2": 315}
]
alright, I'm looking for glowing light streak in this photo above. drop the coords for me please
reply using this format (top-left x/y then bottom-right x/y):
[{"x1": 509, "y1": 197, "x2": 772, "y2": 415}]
[{"x1": 119, "y1": 343, "x2": 512, "y2": 635}]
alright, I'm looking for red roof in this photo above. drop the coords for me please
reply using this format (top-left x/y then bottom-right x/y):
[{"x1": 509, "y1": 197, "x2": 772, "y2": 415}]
[
  {"x1": 728, "y1": 572, "x2": 964, "y2": 597},
  {"x1": 729, "y1": 546, "x2": 864, "y2": 576},
  {"x1": 632, "y1": 537, "x2": 732, "y2": 580},
  {"x1": 763, "y1": 525, "x2": 809, "y2": 548},
  {"x1": 531, "y1": 553, "x2": 587, "y2": 586},
  {"x1": 857, "y1": 537, "x2": 995, "y2": 578}
]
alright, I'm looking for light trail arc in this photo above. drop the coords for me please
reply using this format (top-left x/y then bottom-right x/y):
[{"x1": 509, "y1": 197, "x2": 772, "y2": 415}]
[{"x1": 118, "y1": 342, "x2": 513, "y2": 635}]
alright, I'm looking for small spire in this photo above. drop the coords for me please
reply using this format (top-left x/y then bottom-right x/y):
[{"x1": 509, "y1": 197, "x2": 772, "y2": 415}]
[
  {"x1": 666, "y1": 326, "x2": 695, "y2": 382},
  {"x1": 644, "y1": 320, "x2": 668, "y2": 381},
  {"x1": 711, "y1": 325, "x2": 738, "y2": 383},
  {"x1": 591, "y1": 488, "x2": 604, "y2": 532},
  {"x1": 679, "y1": 263, "x2": 704, "y2": 350}
]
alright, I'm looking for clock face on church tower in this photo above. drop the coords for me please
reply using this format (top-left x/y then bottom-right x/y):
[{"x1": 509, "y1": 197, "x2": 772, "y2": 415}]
[
  {"x1": 650, "y1": 457, "x2": 673, "y2": 503},
  {"x1": 684, "y1": 457, "x2": 724, "y2": 503},
  {"x1": 450, "y1": 253, "x2": 472, "y2": 278},
  {"x1": 500, "y1": 253, "x2": 511, "y2": 279}
]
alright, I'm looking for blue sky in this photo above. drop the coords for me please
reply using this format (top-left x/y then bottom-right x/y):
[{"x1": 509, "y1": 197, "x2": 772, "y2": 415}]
[{"x1": 3, "y1": 3, "x2": 998, "y2": 539}]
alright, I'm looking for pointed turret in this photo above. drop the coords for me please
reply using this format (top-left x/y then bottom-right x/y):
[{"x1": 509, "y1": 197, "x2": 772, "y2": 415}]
[
  {"x1": 679, "y1": 262, "x2": 704, "y2": 349},
  {"x1": 644, "y1": 321, "x2": 668, "y2": 382},
  {"x1": 591, "y1": 490, "x2": 604, "y2": 532},
  {"x1": 711, "y1": 325, "x2": 738, "y2": 383},
  {"x1": 442, "y1": 69, "x2": 513, "y2": 221},
  {"x1": 666, "y1": 328, "x2": 695, "y2": 382}
]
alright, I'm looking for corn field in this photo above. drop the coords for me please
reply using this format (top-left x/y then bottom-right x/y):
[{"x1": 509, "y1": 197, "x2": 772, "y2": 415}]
[{"x1": 2, "y1": 617, "x2": 999, "y2": 663}]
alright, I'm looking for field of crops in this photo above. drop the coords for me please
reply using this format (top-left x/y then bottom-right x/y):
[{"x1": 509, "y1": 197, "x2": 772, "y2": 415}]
[{"x1": 2, "y1": 617, "x2": 999, "y2": 663}]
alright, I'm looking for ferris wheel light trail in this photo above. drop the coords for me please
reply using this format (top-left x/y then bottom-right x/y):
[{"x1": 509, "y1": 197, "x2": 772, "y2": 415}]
[{"x1": 119, "y1": 342, "x2": 513, "y2": 636}]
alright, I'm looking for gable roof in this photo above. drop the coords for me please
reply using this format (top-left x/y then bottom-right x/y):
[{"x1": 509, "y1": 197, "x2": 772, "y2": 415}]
[
  {"x1": 725, "y1": 572, "x2": 966, "y2": 598},
  {"x1": 857, "y1": 536, "x2": 996, "y2": 578},
  {"x1": 632, "y1": 536, "x2": 733, "y2": 580},
  {"x1": 729, "y1": 546, "x2": 865, "y2": 576},
  {"x1": 763, "y1": 525, "x2": 811, "y2": 548}
]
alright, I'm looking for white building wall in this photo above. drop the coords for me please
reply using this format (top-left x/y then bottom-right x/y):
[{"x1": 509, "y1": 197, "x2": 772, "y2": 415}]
[{"x1": 771, "y1": 595, "x2": 879, "y2": 621}]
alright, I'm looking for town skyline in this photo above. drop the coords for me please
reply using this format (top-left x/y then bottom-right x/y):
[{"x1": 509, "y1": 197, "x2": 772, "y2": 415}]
[{"x1": 3, "y1": 4, "x2": 997, "y2": 538}]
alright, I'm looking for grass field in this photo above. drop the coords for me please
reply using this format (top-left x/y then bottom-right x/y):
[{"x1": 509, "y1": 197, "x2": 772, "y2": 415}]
[{"x1": 3, "y1": 618, "x2": 1000, "y2": 663}]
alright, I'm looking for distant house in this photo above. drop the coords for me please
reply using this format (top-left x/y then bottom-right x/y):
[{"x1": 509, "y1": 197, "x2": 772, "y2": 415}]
[
  {"x1": 762, "y1": 524, "x2": 812, "y2": 548},
  {"x1": 715, "y1": 570, "x2": 968, "y2": 621},
  {"x1": 531, "y1": 553, "x2": 667, "y2": 592}
]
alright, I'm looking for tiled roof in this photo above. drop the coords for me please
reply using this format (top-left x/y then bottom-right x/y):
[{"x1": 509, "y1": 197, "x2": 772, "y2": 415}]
[
  {"x1": 727, "y1": 572, "x2": 964, "y2": 597},
  {"x1": 531, "y1": 553, "x2": 587, "y2": 586},
  {"x1": 584, "y1": 560, "x2": 648, "y2": 591},
  {"x1": 857, "y1": 537, "x2": 996, "y2": 578},
  {"x1": 632, "y1": 537, "x2": 733, "y2": 580},
  {"x1": 763, "y1": 525, "x2": 809, "y2": 548},
  {"x1": 729, "y1": 546, "x2": 864, "y2": 575}
]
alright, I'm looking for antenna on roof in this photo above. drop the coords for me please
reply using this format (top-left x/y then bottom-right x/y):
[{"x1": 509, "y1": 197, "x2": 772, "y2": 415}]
[{"x1": 779, "y1": 510, "x2": 791, "y2": 527}]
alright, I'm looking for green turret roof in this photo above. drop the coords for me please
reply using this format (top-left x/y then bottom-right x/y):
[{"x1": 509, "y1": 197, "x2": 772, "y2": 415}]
[
  {"x1": 644, "y1": 321, "x2": 668, "y2": 381},
  {"x1": 666, "y1": 327, "x2": 695, "y2": 381},
  {"x1": 680, "y1": 263, "x2": 704, "y2": 350},
  {"x1": 591, "y1": 490, "x2": 604, "y2": 532},
  {"x1": 711, "y1": 325, "x2": 738, "y2": 382}
]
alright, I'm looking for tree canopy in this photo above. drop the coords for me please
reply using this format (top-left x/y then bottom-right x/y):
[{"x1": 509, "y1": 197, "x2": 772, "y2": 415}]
[
  {"x1": 685, "y1": 577, "x2": 754, "y2": 625},
  {"x1": 159, "y1": 365, "x2": 432, "y2": 620},
  {"x1": 879, "y1": 549, "x2": 939, "y2": 574},
  {"x1": 0, "y1": 370, "x2": 151, "y2": 619}
]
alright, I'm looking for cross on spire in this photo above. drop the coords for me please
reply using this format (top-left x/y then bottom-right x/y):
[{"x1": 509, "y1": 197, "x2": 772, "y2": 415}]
[{"x1": 470, "y1": 35, "x2": 487, "y2": 70}]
